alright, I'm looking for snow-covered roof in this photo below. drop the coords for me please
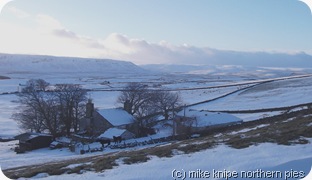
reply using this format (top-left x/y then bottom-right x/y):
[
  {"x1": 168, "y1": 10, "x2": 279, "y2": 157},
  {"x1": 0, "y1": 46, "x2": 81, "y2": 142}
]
[
  {"x1": 97, "y1": 108, "x2": 134, "y2": 126},
  {"x1": 178, "y1": 109, "x2": 242, "y2": 127},
  {"x1": 14, "y1": 132, "x2": 52, "y2": 141},
  {"x1": 98, "y1": 128, "x2": 127, "y2": 139}
]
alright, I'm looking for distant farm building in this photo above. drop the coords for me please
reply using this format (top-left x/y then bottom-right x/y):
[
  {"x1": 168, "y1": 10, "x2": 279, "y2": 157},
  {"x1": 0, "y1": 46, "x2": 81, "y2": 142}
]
[{"x1": 173, "y1": 109, "x2": 242, "y2": 135}]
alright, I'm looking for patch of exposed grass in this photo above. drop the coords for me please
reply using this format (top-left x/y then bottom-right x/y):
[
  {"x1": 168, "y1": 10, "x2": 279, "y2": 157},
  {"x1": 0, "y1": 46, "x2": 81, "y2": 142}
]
[
  {"x1": 65, "y1": 165, "x2": 89, "y2": 174},
  {"x1": 92, "y1": 156, "x2": 118, "y2": 172},
  {"x1": 5, "y1": 164, "x2": 68, "y2": 179},
  {"x1": 269, "y1": 116, "x2": 312, "y2": 145},
  {"x1": 148, "y1": 144, "x2": 178, "y2": 158},
  {"x1": 177, "y1": 140, "x2": 216, "y2": 153},
  {"x1": 226, "y1": 135, "x2": 254, "y2": 149},
  {"x1": 226, "y1": 115, "x2": 312, "y2": 148},
  {"x1": 45, "y1": 166, "x2": 69, "y2": 176},
  {"x1": 123, "y1": 153, "x2": 150, "y2": 165}
]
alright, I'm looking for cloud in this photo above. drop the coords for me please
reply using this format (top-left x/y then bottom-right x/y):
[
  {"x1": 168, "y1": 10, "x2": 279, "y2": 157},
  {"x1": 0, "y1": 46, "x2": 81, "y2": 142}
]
[
  {"x1": 0, "y1": 13, "x2": 108, "y2": 58},
  {"x1": 98, "y1": 33, "x2": 312, "y2": 67},
  {"x1": 7, "y1": 6, "x2": 30, "y2": 18},
  {"x1": 104, "y1": 33, "x2": 133, "y2": 54},
  {"x1": 36, "y1": 14, "x2": 63, "y2": 30},
  {"x1": 53, "y1": 29, "x2": 106, "y2": 50},
  {"x1": 100, "y1": 33, "x2": 217, "y2": 64},
  {"x1": 0, "y1": 11, "x2": 311, "y2": 66},
  {"x1": 53, "y1": 29, "x2": 78, "y2": 40}
]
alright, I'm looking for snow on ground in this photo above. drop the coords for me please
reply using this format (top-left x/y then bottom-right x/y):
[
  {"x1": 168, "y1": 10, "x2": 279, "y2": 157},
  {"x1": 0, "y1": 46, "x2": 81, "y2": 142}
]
[
  {"x1": 86, "y1": 91, "x2": 120, "y2": 109},
  {"x1": 0, "y1": 71, "x2": 253, "y2": 139},
  {"x1": 0, "y1": 79, "x2": 24, "y2": 94},
  {"x1": 0, "y1": 124, "x2": 173, "y2": 170},
  {"x1": 0, "y1": 91, "x2": 120, "y2": 139},
  {"x1": 1, "y1": 62, "x2": 312, "y2": 179},
  {"x1": 0, "y1": 140, "x2": 129, "y2": 170},
  {"x1": 190, "y1": 77, "x2": 312, "y2": 111},
  {"x1": 234, "y1": 111, "x2": 284, "y2": 122},
  {"x1": 229, "y1": 124, "x2": 270, "y2": 135},
  {"x1": 0, "y1": 95, "x2": 19, "y2": 138},
  {"x1": 0, "y1": 54, "x2": 148, "y2": 76},
  {"x1": 30, "y1": 139, "x2": 312, "y2": 180},
  {"x1": 0, "y1": 140, "x2": 86, "y2": 170},
  {"x1": 178, "y1": 86, "x2": 239, "y2": 105}
]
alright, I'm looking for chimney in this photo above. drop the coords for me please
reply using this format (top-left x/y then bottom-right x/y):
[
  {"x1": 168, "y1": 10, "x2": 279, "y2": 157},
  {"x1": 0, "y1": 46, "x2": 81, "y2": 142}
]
[
  {"x1": 86, "y1": 99, "x2": 94, "y2": 118},
  {"x1": 124, "y1": 100, "x2": 132, "y2": 114}
]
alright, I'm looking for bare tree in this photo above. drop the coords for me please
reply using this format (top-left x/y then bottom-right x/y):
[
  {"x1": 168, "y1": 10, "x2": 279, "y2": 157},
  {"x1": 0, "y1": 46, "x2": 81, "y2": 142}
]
[
  {"x1": 12, "y1": 107, "x2": 45, "y2": 133},
  {"x1": 117, "y1": 83, "x2": 183, "y2": 131},
  {"x1": 55, "y1": 84, "x2": 87, "y2": 135},
  {"x1": 24, "y1": 79, "x2": 50, "y2": 92},
  {"x1": 134, "y1": 98, "x2": 158, "y2": 128},
  {"x1": 151, "y1": 90, "x2": 182, "y2": 120},
  {"x1": 117, "y1": 82, "x2": 151, "y2": 115},
  {"x1": 40, "y1": 93, "x2": 62, "y2": 138},
  {"x1": 13, "y1": 81, "x2": 61, "y2": 137},
  {"x1": 36, "y1": 79, "x2": 50, "y2": 91},
  {"x1": 117, "y1": 82, "x2": 157, "y2": 129},
  {"x1": 13, "y1": 80, "x2": 87, "y2": 138}
]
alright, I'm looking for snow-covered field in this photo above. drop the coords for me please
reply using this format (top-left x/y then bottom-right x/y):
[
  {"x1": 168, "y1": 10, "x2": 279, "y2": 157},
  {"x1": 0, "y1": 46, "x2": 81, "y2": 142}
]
[
  {"x1": 0, "y1": 94, "x2": 19, "y2": 138},
  {"x1": 25, "y1": 140, "x2": 312, "y2": 180},
  {"x1": 1, "y1": 54, "x2": 312, "y2": 179},
  {"x1": 0, "y1": 125, "x2": 174, "y2": 171},
  {"x1": 190, "y1": 76, "x2": 312, "y2": 111},
  {"x1": 234, "y1": 111, "x2": 284, "y2": 122},
  {"x1": 3, "y1": 75, "x2": 312, "y2": 138}
]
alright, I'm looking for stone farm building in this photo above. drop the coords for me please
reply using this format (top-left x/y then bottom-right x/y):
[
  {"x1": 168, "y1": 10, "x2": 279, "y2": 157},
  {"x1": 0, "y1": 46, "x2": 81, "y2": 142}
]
[
  {"x1": 173, "y1": 109, "x2": 243, "y2": 135},
  {"x1": 79, "y1": 100, "x2": 138, "y2": 137},
  {"x1": 14, "y1": 132, "x2": 53, "y2": 153}
]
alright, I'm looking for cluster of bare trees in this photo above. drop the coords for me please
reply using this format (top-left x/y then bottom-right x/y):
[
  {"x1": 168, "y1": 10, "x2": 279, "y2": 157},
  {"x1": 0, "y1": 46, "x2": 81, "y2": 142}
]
[
  {"x1": 117, "y1": 82, "x2": 182, "y2": 128},
  {"x1": 13, "y1": 80, "x2": 182, "y2": 138},
  {"x1": 12, "y1": 79, "x2": 87, "y2": 138}
]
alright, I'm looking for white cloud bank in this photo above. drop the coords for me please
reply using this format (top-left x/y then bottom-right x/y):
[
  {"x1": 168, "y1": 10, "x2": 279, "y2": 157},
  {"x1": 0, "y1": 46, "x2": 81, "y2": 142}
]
[{"x1": 0, "y1": 6, "x2": 312, "y2": 66}]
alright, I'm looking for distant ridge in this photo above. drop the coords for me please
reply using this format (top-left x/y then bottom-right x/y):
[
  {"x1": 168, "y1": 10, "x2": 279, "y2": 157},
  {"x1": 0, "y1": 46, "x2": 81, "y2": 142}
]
[{"x1": 0, "y1": 53, "x2": 147, "y2": 75}]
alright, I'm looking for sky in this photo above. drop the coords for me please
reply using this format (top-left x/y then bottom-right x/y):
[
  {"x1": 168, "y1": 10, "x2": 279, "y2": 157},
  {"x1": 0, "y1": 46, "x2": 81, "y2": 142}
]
[{"x1": 0, "y1": 0, "x2": 312, "y2": 65}]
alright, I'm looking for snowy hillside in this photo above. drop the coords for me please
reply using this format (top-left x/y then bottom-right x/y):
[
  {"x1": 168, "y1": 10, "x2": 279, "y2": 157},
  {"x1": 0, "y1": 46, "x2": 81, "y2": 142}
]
[
  {"x1": 141, "y1": 64, "x2": 312, "y2": 77},
  {"x1": 0, "y1": 53, "x2": 148, "y2": 75}
]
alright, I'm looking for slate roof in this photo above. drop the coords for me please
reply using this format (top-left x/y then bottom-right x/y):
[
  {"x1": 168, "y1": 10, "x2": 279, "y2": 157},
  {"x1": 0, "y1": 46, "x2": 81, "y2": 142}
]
[{"x1": 97, "y1": 108, "x2": 135, "y2": 126}]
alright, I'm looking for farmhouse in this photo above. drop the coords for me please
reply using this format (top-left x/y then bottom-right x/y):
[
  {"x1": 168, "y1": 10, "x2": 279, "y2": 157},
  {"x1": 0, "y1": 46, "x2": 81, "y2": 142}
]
[
  {"x1": 173, "y1": 109, "x2": 242, "y2": 135},
  {"x1": 14, "y1": 132, "x2": 53, "y2": 153},
  {"x1": 79, "y1": 100, "x2": 138, "y2": 136}
]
